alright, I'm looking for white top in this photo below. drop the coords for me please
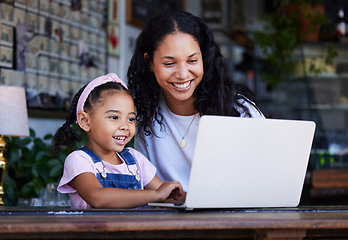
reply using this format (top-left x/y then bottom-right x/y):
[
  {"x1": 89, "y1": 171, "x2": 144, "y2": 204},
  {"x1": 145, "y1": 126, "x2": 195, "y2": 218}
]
[
  {"x1": 57, "y1": 147, "x2": 156, "y2": 208},
  {"x1": 134, "y1": 97, "x2": 265, "y2": 191}
]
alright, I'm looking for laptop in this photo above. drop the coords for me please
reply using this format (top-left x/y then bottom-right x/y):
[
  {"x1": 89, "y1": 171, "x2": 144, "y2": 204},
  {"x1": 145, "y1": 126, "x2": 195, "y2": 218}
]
[{"x1": 148, "y1": 116, "x2": 316, "y2": 210}]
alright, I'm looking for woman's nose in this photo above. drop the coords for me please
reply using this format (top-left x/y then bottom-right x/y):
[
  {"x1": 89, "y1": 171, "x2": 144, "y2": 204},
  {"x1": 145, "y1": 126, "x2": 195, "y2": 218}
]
[{"x1": 176, "y1": 63, "x2": 189, "y2": 79}]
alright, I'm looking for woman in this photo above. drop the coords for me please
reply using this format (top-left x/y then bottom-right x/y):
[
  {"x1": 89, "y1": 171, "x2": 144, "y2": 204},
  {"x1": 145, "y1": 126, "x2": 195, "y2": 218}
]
[{"x1": 127, "y1": 11, "x2": 264, "y2": 191}]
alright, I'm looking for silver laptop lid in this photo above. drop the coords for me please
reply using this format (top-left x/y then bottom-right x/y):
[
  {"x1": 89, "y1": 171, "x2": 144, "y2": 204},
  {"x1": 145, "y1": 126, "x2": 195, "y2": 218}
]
[{"x1": 185, "y1": 116, "x2": 316, "y2": 209}]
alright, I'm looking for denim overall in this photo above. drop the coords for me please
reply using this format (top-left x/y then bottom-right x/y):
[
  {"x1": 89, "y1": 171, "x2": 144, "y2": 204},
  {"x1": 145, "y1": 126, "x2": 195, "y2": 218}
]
[{"x1": 80, "y1": 147, "x2": 142, "y2": 190}]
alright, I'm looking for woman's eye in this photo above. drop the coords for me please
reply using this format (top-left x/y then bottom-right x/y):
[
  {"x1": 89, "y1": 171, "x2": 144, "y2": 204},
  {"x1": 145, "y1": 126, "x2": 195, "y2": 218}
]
[
  {"x1": 188, "y1": 59, "x2": 197, "y2": 63},
  {"x1": 128, "y1": 117, "x2": 135, "y2": 123},
  {"x1": 164, "y1": 62, "x2": 175, "y2": 66},
  {"x1": 110, "y1": 116, "x2": 118, "y2": 120}
]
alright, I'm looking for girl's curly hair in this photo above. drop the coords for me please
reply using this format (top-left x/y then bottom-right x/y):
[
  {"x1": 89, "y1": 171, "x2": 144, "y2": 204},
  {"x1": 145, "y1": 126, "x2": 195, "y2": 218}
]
[
  {"x1": 51, "y1": 82, "x2": 127, "y2": 153},
  {"x1": 127, "y1": 11, "x2": 256, "y2": 137}
]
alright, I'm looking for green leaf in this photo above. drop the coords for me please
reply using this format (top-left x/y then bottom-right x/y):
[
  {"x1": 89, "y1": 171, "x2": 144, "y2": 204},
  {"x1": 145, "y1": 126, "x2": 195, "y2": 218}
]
[
  {"x1": 34, "y1": 182, "x2": 44, "y2": 197},
  {"x1": 4, "y1": 175, "x2": 18, "y2": 194},
  {"x1": 13, "y1": 137, "x2": 31, "y2": 147},
  {"x1": 44, "y1": 134, "x2": 53, "y2": 140},
  {"x1": 48, "y1": 159, "x2": 62, "y2": 167},
  {"x1": 20, "y1": 181, "x2": 36, "y2": 198},
  {"x1": 29, "y1": 128, "x2": 36, "y2": 138},
  {"x1": 33, "y1": 138, "x2": 46, "y2": 150},
  {"x1": 31, "y1": 167, "x2": 39, "y2": 179},
  {"x1": 49, "y1": 165, "x2": 63, "y2": 178}
]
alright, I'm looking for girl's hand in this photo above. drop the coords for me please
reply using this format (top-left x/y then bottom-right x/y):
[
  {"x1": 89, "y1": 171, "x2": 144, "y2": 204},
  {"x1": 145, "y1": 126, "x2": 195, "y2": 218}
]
[{"x1": 156, "y1": 181, "x2": 183, "y2": 202}]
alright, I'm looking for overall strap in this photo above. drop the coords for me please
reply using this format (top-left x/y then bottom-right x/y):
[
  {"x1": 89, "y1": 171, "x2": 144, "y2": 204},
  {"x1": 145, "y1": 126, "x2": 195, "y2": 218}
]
[
  {"x1": 118, "y1": 148, "x2": 136, "y2": 165},
  {"x1": 79, "y1": 147, "x2": 136, "y2": 166},
  {"x1": 78, "y1": 147, "x2": 142, "y2": 189},
  {"x1": 79, "y1": 147, "x2": 101, "y2": 163}
]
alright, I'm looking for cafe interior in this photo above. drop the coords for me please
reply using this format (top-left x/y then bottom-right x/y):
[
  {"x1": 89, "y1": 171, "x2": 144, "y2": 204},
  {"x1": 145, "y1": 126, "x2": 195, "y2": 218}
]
[{"x1": 1, "y1": 0, "x2": 348, "y2": 239}]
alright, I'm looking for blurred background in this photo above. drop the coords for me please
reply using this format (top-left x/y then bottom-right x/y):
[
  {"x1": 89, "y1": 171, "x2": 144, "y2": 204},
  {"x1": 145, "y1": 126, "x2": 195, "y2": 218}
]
[{"x1": 1, "y1": 0, "x2": 348, "y2": 206}]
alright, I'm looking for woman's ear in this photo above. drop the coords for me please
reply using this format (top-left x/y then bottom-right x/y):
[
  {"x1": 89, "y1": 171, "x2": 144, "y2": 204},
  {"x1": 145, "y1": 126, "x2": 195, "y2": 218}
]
[
  {"x1": 144, "y1": 53, "x2": 149, "y2": 60},
  {"x1": 144, "y1": 53, "x2": 153, "y2": 71},
  {"x1": 77, "y1": 111, "x2": 90, "y2": 132}
]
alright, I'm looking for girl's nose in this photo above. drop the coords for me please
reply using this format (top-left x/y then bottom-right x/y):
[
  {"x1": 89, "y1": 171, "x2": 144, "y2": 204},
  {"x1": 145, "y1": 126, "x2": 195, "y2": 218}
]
[{"x1": 119, "y1": 122, "x2": 129, "y2": 131}]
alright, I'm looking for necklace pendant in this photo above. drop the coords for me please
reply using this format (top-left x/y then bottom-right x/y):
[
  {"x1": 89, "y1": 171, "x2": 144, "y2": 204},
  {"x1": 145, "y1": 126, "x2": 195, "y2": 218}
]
[
  {"x1": 101, "y1": 171, "x2": 107, "y2": 180},
  {"x1": 135, "y1": 175, "x2": 141, "y2": 182},
  {"x1": 180, "y1": 139, "x2": 186, "y2": 148}
]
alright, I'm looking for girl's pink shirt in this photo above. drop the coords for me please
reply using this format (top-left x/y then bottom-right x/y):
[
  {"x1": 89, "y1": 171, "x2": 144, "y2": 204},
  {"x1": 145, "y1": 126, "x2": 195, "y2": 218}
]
[{"x1": 57, "y1": 147, "x2": 156, "y2": 208}]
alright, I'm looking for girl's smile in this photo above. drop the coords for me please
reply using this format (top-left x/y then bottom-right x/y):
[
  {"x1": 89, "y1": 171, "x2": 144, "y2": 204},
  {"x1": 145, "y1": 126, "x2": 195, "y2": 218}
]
[{"x1": 112, "y1": 135, "x2": 128, "y2": 145}]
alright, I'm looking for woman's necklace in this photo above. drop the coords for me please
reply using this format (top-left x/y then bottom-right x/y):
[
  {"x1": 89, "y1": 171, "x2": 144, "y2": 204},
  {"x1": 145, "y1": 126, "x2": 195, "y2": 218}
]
[{"x1": 169, "y1": 113, "x2": 197, "y2": 148}]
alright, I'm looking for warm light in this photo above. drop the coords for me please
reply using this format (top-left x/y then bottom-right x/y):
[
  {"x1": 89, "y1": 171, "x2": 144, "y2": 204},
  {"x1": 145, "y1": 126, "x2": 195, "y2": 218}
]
[{"x1": 0, "y1": 86, "x2": 29, "y2": 205}]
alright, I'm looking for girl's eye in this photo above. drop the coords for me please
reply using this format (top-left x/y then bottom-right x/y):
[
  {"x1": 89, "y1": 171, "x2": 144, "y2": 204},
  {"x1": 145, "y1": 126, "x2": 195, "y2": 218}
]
[
  {"x1": 128, "y1": 117, "x2": 135, "y2": 123},
  {"x1": 110, "y1": 116, "x2": 118, "y2": 120},
  {"x1": 188, "y1": 59, "x2": 197, "y2": 63},
  {"x1": 164, "y1": 62, "x2": 175, "y2": 66}
]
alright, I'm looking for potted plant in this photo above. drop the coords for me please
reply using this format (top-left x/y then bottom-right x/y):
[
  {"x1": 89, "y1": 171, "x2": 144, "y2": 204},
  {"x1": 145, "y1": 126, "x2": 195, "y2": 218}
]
[
  {"x1": 254, "y1": 0, "x2": 338, "y2": 88},
  {"x1": 3, "y1": 126, "x2": 86, "y2": 206}
]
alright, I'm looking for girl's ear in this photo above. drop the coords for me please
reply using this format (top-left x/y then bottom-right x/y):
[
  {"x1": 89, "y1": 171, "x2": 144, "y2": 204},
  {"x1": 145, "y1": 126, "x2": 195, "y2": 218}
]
[{"x1": 77, "y1": 111, "x2": 90, "y2": 132}]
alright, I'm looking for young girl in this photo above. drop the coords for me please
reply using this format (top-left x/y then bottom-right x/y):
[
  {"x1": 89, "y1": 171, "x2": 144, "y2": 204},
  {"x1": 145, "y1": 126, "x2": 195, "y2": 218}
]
[
  {"x1": 52, "y1": 73, "x2": 183, "y2": 208},
  {"x1": 127, "y1": 12, "x2": 265, "y2": 191}
]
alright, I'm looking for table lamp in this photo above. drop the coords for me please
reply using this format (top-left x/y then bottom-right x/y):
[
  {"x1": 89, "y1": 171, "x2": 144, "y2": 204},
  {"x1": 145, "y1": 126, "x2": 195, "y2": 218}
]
[{"x1": 0, "y1": 86, "x2": 29, "y2": 205}]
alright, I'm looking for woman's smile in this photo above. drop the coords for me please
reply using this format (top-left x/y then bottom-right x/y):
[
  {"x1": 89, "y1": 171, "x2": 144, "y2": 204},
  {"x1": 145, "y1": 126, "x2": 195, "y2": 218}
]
[{"x1": 171, "y1": 80, "x2": 193, "y2": 91}]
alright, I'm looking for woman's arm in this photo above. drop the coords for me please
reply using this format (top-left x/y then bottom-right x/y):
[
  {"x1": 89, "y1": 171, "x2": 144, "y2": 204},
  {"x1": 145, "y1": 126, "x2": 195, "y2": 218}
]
[{"x1": 69, "y1": 172, "x2": 183, "y2": 208}]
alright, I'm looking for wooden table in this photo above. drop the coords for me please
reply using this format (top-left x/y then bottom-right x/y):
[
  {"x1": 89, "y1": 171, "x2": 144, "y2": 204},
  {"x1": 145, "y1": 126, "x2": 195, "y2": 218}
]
[{"x1": 1, "y1": 206, "x2": 348, "y2": 239}]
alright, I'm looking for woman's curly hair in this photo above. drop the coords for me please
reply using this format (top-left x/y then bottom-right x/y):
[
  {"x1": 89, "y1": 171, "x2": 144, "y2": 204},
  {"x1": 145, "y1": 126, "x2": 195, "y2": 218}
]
[{"x1": 127, "y1": 11, "x2": 256, "y2": 137}]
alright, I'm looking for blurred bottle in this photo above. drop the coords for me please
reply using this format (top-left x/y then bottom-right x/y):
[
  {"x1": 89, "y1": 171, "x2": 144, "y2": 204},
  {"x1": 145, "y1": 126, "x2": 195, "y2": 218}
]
[
  {"x1": 336, "y1": 6, "x2": 346, "y2": 40},
  {"x1": 41, "y1": 183, "x2": 58, "y2": 206}
]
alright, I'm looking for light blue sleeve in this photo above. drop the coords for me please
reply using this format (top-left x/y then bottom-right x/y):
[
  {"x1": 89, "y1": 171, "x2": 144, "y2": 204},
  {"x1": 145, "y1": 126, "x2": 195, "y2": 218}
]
[{"x1": 237, "y1": 98, "x2": 265, "y2": 118}]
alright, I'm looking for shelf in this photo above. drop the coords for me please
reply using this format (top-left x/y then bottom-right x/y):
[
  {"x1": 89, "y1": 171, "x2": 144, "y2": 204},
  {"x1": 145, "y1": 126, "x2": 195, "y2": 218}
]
[
  {"x1": 295, "y1": 104, "x2": 348, "y2": 111},
  {"x1": 28, "y1": 109, "x2": 68, "y2": 119},
  {"x1": 288, "y1": 73, "x2": 343, "y2": 80},
  {"x1": 301, "y1": 41, "x2": 348, "y2": 49}
]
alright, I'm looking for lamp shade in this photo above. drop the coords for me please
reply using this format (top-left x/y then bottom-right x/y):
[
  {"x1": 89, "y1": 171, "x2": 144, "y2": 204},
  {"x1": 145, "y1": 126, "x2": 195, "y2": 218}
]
[{"x1": 0, "y1": 86, "x2": 29, "y2": 137}]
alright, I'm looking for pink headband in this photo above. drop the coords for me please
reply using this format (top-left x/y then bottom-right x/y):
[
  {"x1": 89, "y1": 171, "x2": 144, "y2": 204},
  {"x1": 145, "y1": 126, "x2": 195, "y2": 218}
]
[{"x1": 76, "y1": 73, "x2": 128, "y2": 117}]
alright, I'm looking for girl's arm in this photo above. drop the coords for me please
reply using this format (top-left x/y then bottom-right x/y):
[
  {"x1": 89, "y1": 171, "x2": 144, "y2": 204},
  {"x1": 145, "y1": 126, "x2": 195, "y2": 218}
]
[
  {"x1": 69, "y1": 172, "x2": 183, "y2": 208},
  {"x1": 145, "y1": 175, "x2": 187, "y2": 203}
]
